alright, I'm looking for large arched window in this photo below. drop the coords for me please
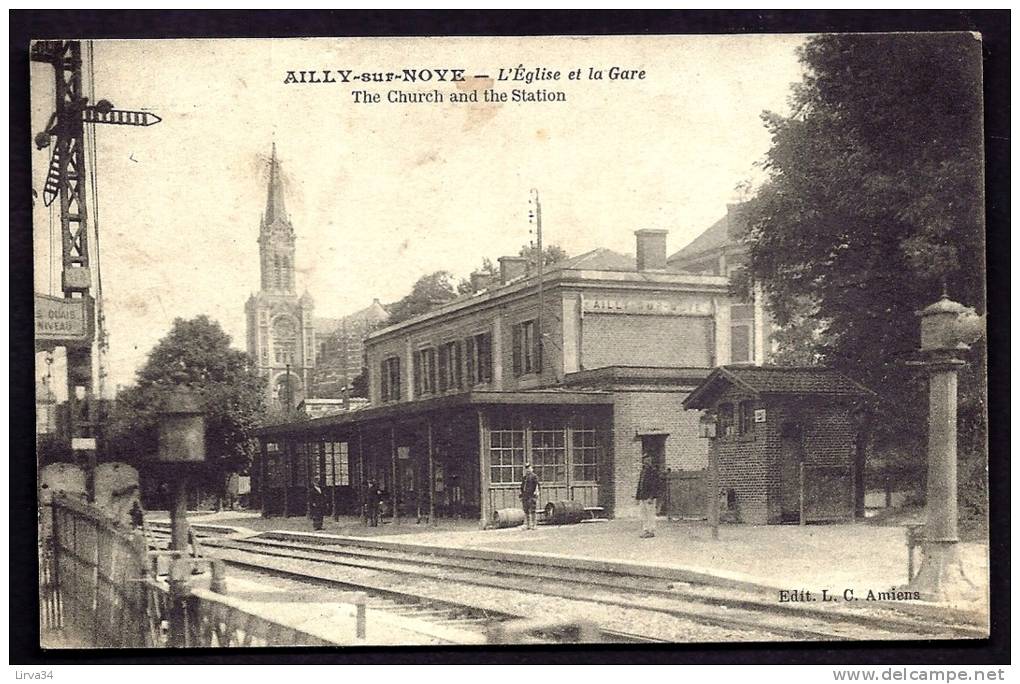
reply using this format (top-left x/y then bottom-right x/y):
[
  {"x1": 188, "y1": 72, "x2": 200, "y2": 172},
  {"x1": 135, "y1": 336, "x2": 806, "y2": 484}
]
[{"x1": 273, "y1": 316, "x2": 298, "y2": 365}]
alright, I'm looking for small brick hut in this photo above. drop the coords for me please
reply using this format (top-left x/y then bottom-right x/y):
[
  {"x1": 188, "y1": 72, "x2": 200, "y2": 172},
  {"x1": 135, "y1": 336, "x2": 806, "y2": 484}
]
[{"x1": 683, "y1": 366, "x2": 873, "y2": 525}]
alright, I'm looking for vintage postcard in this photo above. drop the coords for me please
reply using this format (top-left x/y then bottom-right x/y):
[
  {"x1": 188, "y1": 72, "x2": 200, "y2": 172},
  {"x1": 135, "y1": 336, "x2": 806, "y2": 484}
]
[{"x1": 31, "y1": 32, "x2": 990, "y2": 650}]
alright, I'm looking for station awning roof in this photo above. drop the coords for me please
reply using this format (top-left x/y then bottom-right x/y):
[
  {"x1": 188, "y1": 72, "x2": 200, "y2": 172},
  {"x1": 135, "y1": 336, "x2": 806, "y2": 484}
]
[{"x1": 255, "y1": 389, "x2": 614, "y2": 438}]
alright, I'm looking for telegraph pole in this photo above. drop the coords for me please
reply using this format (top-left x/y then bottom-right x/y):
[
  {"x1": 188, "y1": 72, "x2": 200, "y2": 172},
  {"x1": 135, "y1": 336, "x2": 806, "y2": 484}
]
[
  {"x1": 529, "y1": 189, "x2": 544, "y2": 373},
  {"x1": 31, "y1": 40, "x2": 160, "y2": 497}
]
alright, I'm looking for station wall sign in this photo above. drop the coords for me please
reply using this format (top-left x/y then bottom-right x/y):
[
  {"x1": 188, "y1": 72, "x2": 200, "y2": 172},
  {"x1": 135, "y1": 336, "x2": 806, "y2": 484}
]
[
  {"x1": 582, "y1": 296, "x2": 712, "y2": 317},
  {"x1": 35, "y1": 293, "x2": 91, "y2": 345}
]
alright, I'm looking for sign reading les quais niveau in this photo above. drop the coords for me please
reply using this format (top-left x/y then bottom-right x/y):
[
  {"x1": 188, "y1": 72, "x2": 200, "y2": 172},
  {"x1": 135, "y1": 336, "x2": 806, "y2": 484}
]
[{"x1": 35, "y1": 293, "x2": 90, "y2": 343}]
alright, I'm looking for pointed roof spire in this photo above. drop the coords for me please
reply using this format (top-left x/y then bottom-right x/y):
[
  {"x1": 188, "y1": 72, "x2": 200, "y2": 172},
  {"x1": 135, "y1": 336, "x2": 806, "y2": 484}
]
[{"x1": 264, "y1": 142, "x2": 289, "y2": 225}]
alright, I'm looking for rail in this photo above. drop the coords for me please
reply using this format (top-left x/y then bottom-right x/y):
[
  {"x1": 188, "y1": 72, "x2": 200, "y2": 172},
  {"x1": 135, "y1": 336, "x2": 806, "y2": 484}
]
[{"x1": 40, "y1": 494, "x2": 363, "y2": 647}]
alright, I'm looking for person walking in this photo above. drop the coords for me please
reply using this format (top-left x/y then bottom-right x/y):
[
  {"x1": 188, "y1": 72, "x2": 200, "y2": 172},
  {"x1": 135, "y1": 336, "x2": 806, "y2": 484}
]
[
  {"x1": 519, "y1": 463, "x2": 541, "y2": 530},
  {"x1": 636, "y1": 452, "x2": 661, "y2": 538},
  {"x1": 309, "y1": 476, "x2": 325, "y2": 531}
]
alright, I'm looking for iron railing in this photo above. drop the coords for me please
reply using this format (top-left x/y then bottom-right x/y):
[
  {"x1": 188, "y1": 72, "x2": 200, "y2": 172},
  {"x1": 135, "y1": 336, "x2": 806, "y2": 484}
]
[{"x1": 41, "y1": 494, "x2": 362, "y2": 647}]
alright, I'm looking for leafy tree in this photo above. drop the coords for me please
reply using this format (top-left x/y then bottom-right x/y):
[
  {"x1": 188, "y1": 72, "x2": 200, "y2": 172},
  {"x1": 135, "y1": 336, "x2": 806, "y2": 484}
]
[
  {"x1": 742, "y1": 33, "x2": 986, "y2": 512},
  {"x1": 106, "y1": 316, "x2": 267, "y2": 505},
  {"x1": 519, "y1": 243, "x2": 568, "y2": 269},
  {"x1": 349, "y1": 371, "x2": 368, "y2": 398},
  {"x1": 386, "y1": 271, "x2": 458, "y2": 324},
  {"x1": 457, "y1": 257, "x2": 499, "y2": 295}
]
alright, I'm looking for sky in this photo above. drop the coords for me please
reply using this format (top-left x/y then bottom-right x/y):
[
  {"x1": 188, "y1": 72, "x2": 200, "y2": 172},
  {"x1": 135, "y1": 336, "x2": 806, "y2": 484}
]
[{"x1": 31, "y1": 35, "x2": 807, "y2": 396}]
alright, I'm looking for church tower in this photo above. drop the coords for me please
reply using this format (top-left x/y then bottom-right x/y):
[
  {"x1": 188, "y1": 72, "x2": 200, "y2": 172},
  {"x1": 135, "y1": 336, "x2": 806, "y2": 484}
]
[{"x1": 245, "y1": 144, "x2": 316, "y2": 412}]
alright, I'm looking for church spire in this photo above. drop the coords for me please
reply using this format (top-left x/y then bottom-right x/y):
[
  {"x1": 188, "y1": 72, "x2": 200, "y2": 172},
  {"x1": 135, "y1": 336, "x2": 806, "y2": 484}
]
[{"x1": 264, "y1": 142, "x2": 289, "y2": 226}]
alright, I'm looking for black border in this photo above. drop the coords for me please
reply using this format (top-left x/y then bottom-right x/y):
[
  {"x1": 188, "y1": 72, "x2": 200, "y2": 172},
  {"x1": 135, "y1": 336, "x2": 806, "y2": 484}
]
[{"x1": 9, "y1": 9, "x2": 1010, "y2": 666}]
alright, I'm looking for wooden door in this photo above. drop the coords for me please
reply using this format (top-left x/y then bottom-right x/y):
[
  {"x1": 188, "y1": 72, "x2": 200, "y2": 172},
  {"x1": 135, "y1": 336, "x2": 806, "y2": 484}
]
[{"x1": 779, "y1": 422, "x2": 803, "y2": 521}]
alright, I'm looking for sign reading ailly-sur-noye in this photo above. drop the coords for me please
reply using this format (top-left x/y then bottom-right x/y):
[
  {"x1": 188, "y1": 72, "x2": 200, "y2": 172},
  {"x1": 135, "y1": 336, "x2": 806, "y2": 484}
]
[
  {"x1": 582, "y1": 296, "x2": 713, "y2": 316},
  {"x1": 35, "y1": 293, "x2": 90, "y2": 343}
]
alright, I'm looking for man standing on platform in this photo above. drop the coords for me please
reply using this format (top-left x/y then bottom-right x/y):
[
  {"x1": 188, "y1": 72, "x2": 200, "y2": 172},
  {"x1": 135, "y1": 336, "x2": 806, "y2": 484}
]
[
  {"x1": 636, "y1": 452, "x2": 661, "y2": 538},
  {"x1": 365, "y1": 479, "x2": 381, "y2": 527},
  {"x1": 309, "y1": 476, "x2": 325, "y2": 531},
  {"x1": 520, "y1": 463, "x2": 541, "y2": 530}
]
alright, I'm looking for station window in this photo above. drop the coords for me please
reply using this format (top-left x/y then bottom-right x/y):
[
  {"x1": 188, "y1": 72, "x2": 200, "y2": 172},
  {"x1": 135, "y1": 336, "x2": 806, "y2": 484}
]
[
  {"x1": 380, "y1": 356, "x2": 401, "y2": 402},
  {"x1": 512, "y1": 320, "x2": 541, "y2": 376},
  {"x1": 489, "y1": 415, "x2": 525, "y2": 484},
  {"x1": 738, "y1": 400, "x2": 754, "y2": 435},
  {"x1": 322, "y1": 441, "x2": 350, "y2": 486},
  {"x1": 718, "y1": 403, "x2": 735, "y2": 438},
  {"x1": 465, "y1": 332, "x2": 493, "y2": 385},
  {"x1": 531, "y1": 416, "x2": 566, "y2": 484},
  {"x1": 414, "y1": 347, "x2": 437, "y2": 396},
  {"x1": 572, "y1": 415, "x2": 598, "y2": 482},
  {"x1": 731, "y1": 324, "x2": 752, "y2": 364},
  {"x1": 438, "y1": 341, "x2": 462, "y2": 392},
  {"x1": 292, "y1": 443, "x2": 308, "y2": 485}
]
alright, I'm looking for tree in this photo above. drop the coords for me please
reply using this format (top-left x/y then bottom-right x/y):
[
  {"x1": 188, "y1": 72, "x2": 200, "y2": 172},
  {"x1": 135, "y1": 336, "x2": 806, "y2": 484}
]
[
  {"x1": 106, "y1": 316, "x2": 267, "y2": 506},
  {"x1": 519, "y1": 243, "x2": 568, "y2": 269},
  {"x1": 386, "y1": 271, "x2": 458, "y2": 324},
  {"x1": 457, "y1": 257, "x2": 499, "y2": 295},
  {"x1": 743, "y1": 33, "x2": 986, "y2": 512}
]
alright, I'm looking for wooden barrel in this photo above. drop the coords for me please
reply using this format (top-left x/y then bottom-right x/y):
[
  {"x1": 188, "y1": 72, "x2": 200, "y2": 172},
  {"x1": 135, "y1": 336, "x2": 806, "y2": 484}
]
[
  {"x1": 544, "y1": 500, "x2": 585, "y2": 525},
  {"x1": 492, "y1": 507, "x2": 525, "y2": 528}
]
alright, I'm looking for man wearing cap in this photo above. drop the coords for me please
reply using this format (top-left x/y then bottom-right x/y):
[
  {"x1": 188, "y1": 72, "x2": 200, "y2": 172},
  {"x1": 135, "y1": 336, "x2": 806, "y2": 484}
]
[
  {"x1": 309, "y1": 476, "x2": 325, "y2": 531},
  {"x1": 519, "y1": 463, "x2": 541, "y2": 530},
  {"x1": 636, "y1": 452, "x2": 661, "y2": 538}
]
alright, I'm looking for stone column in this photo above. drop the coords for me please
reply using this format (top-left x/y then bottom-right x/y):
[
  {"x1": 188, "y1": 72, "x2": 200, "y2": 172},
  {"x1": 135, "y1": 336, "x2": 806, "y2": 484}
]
[{"x1": 907, "y1": 358, "x2": 975, "y2": 602}]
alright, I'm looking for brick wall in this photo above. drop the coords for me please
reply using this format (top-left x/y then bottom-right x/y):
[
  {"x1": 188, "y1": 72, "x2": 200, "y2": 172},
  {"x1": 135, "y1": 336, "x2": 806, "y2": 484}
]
[
  {"x1": 610, "y1": 391, "x2": 708, "y2": 518},
  {"x1": 365, "y1": 292, "x2": 568, "y2": 404},
  {"x1": 712, "y1": 392, "x2": 856, "y2": 524},
  {"x1": 582, "y1": 314, "x2": 713, "y2": 369},
  {"x1": 713, "y1": 388, "x2": 772, "y2": 524}
]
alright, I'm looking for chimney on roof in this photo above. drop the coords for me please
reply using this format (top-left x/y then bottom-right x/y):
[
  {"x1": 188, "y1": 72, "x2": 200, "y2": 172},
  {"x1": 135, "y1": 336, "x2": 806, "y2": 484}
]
[
  {"x1": 470, "y1": 270, "x2": 494, "y2": 292},
  {"x1": 634, "y1": 229, "x2": 668, "y2": 271},
  {"x1": 498, "y1": 256, "x2": 529, "y2": 284}
]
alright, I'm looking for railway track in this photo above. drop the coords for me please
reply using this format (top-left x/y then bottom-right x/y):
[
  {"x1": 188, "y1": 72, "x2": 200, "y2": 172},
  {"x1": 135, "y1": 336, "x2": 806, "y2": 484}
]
[
  {"x1": 144, "y1": 525, "x2": 657, "y2": 644},
  {"x1": 147, "y1": 525, "x2": 983, "y2": 643}
]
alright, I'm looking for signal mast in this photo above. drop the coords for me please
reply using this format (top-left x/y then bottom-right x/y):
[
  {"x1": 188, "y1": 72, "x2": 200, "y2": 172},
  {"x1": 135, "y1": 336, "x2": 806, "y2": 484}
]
[{"x1": 32, "y1": 40, "x2": 160, "y2": 496}]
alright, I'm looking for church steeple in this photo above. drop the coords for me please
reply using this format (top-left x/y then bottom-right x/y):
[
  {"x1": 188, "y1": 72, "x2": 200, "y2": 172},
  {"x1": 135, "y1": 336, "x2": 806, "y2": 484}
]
[
  {"x1": 258, "y1": 143, "x2": 296, "y2": 293},
  {"x1": 264, "y1": 142, "x2": 289, "y2": 227}
]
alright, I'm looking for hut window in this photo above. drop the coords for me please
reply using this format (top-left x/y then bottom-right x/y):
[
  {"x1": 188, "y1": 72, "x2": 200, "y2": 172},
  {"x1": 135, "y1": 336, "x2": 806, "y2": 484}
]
[
  {"x1": 738, "y1": 400, "x2": 755, "y2": 435},
  {"x1": 718, "y1": 403, "x2": 735, "y2": 437},
  {"x1": 572, "y1": 415, "x2": 599, "y2": 482},
  {"x1": 489, "y1": 416, "x2": 525, "y2": 484}
]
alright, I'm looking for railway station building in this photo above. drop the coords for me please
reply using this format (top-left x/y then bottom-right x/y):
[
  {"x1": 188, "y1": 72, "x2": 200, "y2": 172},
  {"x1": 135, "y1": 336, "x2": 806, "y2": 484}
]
[{"x1": 253, "y1": 225, "x2": 771, "y2": 525}]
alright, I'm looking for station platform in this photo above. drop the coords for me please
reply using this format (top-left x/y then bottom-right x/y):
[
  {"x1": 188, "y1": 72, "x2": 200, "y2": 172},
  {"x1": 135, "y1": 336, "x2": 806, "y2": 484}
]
[{"x1": 151, "y1": 510, "x2": 989, "y2": 628}]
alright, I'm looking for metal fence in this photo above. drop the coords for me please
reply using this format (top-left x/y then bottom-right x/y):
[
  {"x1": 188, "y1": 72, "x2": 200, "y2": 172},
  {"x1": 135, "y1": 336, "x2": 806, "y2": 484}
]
[{"x1": 40, "y1": 494, "x2": 358, "y2": 648}]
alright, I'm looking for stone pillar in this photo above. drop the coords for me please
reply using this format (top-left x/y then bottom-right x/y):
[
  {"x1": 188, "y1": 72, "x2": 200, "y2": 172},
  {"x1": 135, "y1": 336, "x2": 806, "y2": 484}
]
[{"x1": 907, "y1": 358, "x2": 975, "y2": 602}]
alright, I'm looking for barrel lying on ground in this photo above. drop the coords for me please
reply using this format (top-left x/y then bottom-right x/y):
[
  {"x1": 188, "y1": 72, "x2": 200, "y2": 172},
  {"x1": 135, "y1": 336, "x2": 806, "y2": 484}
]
[
  {"x1": 492, "y1": 508, "x2": 525, "y2": 528},
  {"x1": 544, "y1": 500, "x2": 585, "y2": 525}
]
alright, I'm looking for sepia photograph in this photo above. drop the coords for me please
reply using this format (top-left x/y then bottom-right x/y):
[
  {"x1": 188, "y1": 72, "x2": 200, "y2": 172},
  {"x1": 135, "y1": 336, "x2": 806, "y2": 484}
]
[{"x1": 23, "y1": 21, "x2": 997, "y2": 658}]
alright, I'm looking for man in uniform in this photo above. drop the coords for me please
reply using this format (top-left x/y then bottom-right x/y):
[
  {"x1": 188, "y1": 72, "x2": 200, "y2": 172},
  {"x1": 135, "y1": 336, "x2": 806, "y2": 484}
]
[
  {"x1": 519, "y1": 463, "x2": 541, "y2": 530},
  {"x1": 309, "y1": 476, "x2": 325, "y2": 531},
  {"x1": 636, "y1": 452, "x2": 661, "y2": 538},
  {"x1": 365, "y1": 478, "x2": 381, "y2": 527}
]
